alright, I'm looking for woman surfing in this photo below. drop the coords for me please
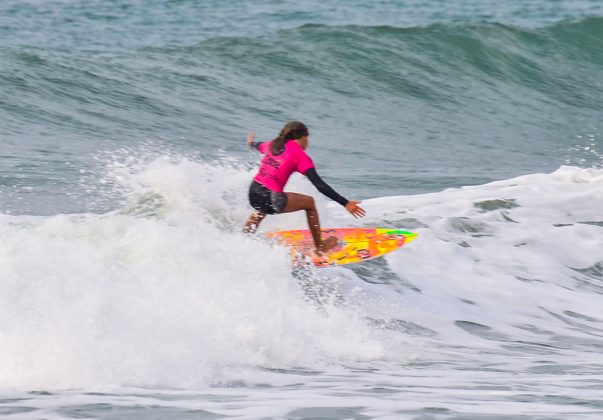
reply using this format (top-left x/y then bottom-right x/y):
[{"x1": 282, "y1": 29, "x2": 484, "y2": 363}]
[{"x1": 244, "y1": 121, "x2": 365, "y2": 256}]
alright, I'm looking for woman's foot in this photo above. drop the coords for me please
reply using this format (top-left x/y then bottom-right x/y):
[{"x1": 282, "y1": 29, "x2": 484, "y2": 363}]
[
  {"x1": 309, "y1": 236, "x2": 338, "y2": 266},
  {"x1": 317, "y1": 235, "x2": 338, "y2": 255},
  {"x1": 243, "y1": 211, "x2": 266, "y2": 234}
]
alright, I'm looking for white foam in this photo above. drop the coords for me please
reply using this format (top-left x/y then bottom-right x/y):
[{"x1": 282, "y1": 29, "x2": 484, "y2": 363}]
[
  {"x1": 343, "y1": 166, "x2": 603, "y2": 347},
  {"x1": 2, "y1": 158, "x2": 602, "y2": 391},
  {"x1": 0, "y1": 155, "x2": 407, "y2": 390}
]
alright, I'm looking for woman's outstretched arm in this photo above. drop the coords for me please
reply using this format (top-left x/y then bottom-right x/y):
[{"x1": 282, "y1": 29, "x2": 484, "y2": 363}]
[{"x1": 305, "y1": 168, "x2": 366, "y2": 218}]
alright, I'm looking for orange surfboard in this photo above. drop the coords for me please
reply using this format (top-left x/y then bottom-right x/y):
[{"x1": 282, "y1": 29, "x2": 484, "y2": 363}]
[{"x1": 267, "y1": 228, "x2": 417, "y2": 267}]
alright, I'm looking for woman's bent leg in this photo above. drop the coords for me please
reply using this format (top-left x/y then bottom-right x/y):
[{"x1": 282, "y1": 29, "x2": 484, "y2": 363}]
[{"x1": 282, "y1": 193, "x2": 336, "y2": 253}]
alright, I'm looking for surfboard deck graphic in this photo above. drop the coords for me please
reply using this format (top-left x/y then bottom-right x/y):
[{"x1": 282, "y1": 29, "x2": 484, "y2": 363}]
[{"x1": 267, "y1": 227, "x2": 418, "y2": 267}]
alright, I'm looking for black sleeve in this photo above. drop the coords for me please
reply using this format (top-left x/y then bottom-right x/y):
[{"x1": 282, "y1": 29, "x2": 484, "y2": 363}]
[
  {"x1": 249, "y1": 142, "x2": 264, "y2": 151},
  {"x1": 305, "y1": 168, "x2": 349, "y2": 207}
]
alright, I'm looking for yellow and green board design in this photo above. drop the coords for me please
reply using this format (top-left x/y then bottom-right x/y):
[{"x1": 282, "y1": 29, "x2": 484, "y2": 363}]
[{"x1": 267, "y1": 228, "x2": 418, "y2": 267}]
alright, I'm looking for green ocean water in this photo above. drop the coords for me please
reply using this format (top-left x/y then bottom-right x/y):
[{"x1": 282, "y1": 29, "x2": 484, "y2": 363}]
[{"x1": 1, "y1": 0, "x2": 602, "y2": 214}]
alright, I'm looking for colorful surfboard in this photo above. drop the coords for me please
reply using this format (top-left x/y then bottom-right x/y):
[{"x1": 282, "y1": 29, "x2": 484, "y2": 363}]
[{"x1": 267, "y1": 227, "x2": 417, "y2": 267}]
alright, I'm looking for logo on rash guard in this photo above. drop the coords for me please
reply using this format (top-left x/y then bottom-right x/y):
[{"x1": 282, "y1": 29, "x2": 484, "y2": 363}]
[
  {"x1": 259, "y1": 155, "x2": 281, "y2": 181},
  {"x1": 264, "y1": 155, "x2": 281, "y2": 169}
]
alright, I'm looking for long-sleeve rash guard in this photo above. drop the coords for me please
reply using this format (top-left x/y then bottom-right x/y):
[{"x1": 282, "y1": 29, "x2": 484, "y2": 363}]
[{"x1": 251, "y1": 141, "x2": 348, "y2": 206}]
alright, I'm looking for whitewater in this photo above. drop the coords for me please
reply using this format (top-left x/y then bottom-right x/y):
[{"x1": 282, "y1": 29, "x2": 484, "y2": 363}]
[{"x1": 1, "y1": 155, "x2": 602, "y2": 418}]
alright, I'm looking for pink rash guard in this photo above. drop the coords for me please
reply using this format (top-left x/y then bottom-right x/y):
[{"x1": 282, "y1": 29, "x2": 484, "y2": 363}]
[{"x1": 253, "y1": 140, "x2": 315, "y2": 192}]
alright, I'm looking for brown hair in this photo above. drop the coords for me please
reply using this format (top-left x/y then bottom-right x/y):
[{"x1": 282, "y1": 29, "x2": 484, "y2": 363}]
[{"x1": 270, "y1": 121, "x2": 309, "y2": 154}]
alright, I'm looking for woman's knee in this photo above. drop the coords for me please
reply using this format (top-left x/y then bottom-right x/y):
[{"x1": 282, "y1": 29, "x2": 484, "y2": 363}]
[{"x1": 301, "y1": 195, "x2": 316, "y2": 211}]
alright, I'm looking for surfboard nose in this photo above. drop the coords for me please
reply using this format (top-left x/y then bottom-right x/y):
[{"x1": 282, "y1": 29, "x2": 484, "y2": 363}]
[{"x1": 402, "y1": 231, "x2": 418, "y2": 244}]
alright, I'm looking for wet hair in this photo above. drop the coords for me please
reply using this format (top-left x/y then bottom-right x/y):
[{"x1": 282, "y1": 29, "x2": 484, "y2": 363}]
[{"x1": 270, "y1": 121, "x2": 309, "y2": 154}]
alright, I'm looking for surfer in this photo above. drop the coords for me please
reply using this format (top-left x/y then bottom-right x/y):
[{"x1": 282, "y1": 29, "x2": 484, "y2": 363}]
[{"x1": 244, "y1": 121, "x2": 365, "y2": 255}]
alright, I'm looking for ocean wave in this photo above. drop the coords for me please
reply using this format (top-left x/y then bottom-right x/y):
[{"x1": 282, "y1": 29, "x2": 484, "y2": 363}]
[{"x1": 2, "y1": 17, "x2": 602, "y2": 110}]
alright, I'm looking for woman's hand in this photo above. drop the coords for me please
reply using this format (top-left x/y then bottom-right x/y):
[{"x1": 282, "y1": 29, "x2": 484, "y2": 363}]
[
  {"x1": 345, "y1": 200, "x2": 366, "y2": 218},
  {"x1": 247, "y1": 130, "x2": 256, "y2": 147}
]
